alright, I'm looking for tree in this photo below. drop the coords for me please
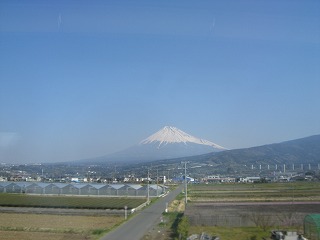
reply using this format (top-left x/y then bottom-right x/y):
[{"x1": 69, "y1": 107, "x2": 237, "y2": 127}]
[{"x1": 249, "y1": 212, "x2": 272, "y2": 231}]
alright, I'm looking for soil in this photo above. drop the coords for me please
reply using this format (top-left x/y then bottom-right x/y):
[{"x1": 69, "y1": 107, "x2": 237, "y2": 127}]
[{"x1": 185, "y1": 201, "x2": 320, "y2": 228}]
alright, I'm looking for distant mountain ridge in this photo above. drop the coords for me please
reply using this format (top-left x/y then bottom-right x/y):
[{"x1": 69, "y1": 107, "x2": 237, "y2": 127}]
[
  {"x1": 153, "y1": 134, "x2": 320, "y2": 171},
  {"x1": 75, "y1": 129, "x2": 319, "y2": 169}
]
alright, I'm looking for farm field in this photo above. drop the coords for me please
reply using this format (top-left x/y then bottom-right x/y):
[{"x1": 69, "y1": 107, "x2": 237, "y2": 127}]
[
  {"x1": 188, "y1": 182, "x2": 320, "y2": 202},
  {"x1": 187, "y1": 226, "x2": 273, "y2": 240},
  {"x1": 184, "y1": 182, "x2": 320, "y2": 239},
  {"x1": 0, "y1": 193, "x2": 146, "y2": 209},
  {"x1": 185, "y1": 202, "x2": 320, "y2": 228},
  {"x1": 0, "y1": 213, "x2": 123, "y2": 240},
  {"x1": 0, "y1": 194, "x2": 147, "y2": 239}
]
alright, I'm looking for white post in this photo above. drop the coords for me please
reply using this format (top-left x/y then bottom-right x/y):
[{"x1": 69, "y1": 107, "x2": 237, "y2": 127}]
[{"x1": 124, "y1": 206, "x2": 127, "y2": 220}]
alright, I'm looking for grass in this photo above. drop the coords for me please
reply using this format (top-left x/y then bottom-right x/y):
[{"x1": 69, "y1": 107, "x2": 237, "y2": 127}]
[
  {"x1": 0, "y1": 193, "x2": 146, "y2": 209},
  {"x1": 188, "y1": 226, "x2": 272, "y2": 240},
  {"x1": 188, "y1": 182, "x2": 320, "y2": 202},
  {"x1": 0, "y1": 212, "x2": 124, "y2": 240}
]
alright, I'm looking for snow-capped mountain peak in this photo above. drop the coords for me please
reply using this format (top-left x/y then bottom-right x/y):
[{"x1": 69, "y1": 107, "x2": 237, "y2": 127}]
[
  {"x1": 84, "y1": 126, "x2": 227, "y2": 164},
  {"x1": 140, "y1": 126, "x2": 226, "y2": 150}
]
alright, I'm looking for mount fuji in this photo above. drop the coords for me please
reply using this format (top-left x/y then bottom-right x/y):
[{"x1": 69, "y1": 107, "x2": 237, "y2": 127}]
[
  {"x1": 91, "y1": 126, "x2": 227, "y2": 163},
  {"x1": 140, "y1": 126, "x2": 225, "y2": 150}
]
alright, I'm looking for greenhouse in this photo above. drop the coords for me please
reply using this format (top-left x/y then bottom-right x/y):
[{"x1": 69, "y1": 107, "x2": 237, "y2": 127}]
[
  {"x1": 0, "y1": 181, "x2": 165, "y2": 197},
  {"x1": 304, "y1": 214, "x2": 320, "y2": 240}
]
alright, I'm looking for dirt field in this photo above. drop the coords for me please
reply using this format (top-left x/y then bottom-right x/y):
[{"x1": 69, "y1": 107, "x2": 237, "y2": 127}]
[
  {"x1": 0, "y1": 213, "x2": 123, "y2": 240},
  {"x1": 184, "y1": 183, "x2": 320, "y2": 239},
  {"x1": 185, "y1": 202, "x2": 320, "y2": 228},
  {"x1": 0, "y1": 231, "x2": 90, "y2": 240}
]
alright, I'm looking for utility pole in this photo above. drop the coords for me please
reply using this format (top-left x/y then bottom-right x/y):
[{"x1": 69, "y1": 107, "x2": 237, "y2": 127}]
[
  {"x1": 156, "y1": 168, "x2": 159, "y2": 197},
  {"x1": 147, "y1": 168, "x2": 150, "y2": 203},
  {"x1": 162, "y1": 170, "x2": 165, "y2": 194},
  {"x1": 113, "y1": 165, "x2": 117, "y2": 183},
  {"x1": 182, "y1": 161, "x2": 188, "y2": 205}
]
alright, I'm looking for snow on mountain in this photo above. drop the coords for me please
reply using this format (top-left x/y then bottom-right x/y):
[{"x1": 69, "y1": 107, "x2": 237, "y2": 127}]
[
  {"x1": 140, "y1": 126, "x2": 226, "y2": 150},
  {"x1": 84, "y1": 126, "x2": 227, "y2": 164}
]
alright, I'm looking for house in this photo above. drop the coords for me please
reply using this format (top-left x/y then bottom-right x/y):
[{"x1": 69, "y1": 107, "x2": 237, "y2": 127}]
[
  {"x1": 0, "y1": 176, "x2": 7, "y2": 182},
  {"x1": 238, "y1": 177, "x2": 261, "y2": 183}
]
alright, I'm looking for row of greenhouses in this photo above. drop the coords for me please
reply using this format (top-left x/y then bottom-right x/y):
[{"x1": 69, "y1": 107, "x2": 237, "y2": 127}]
[{"x1": 0, "y1": 181, "x2": 165, "y2": 197}]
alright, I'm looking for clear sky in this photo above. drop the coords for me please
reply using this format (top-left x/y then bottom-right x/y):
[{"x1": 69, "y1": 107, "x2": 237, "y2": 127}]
[{"x1": 1, "y1": 0, "x2": 319, "y2": 164}]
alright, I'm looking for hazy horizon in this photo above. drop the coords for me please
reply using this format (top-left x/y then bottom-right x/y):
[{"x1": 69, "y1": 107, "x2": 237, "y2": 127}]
[{"x1": 1, "y1": 0, "x2": 319, "y2": 164}]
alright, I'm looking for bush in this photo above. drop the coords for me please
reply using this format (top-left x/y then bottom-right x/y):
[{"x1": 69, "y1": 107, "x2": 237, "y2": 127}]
[
  {"x1": 91, "y1": 228, "x2": 106, "y2": 235},
  {"x1": 177, "y1": 215, "x2": 189, "y2": 239}
]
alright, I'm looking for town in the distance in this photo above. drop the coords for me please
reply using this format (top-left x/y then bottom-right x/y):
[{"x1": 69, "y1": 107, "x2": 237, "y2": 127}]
[{"x1": 1, "y1": 126, "x2": 320, "y2": 184}]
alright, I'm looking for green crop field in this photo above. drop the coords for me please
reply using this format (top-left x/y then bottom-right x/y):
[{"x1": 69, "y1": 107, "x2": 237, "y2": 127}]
[
  {"x1": 188, "y1": 182, "x2": 320, "y2": 202},
  {"x1": 0, "y1": 193, "x2": 146, "y2": 209}
]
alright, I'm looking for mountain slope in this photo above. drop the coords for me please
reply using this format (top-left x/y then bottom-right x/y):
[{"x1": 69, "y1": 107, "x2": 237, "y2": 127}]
[
  {"x1": 89, "y1": 126, "x2": 226, "y2": 163},
  {"x1": 159, "y1": 134, "x2": 320, "y2": 169},
  {"x1": 140, "y1": 126, "x2": 226, "y2": 150}
]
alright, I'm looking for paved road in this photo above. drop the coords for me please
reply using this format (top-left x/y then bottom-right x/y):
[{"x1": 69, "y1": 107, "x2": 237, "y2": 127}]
[{"x1": 101, "y1": 184, "x2": 184, "y2": 240}]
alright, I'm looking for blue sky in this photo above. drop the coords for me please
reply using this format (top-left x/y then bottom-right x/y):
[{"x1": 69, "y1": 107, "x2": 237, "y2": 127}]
[{"x1": 1, "y1": 0, "x2": 319, "y2": 164}]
